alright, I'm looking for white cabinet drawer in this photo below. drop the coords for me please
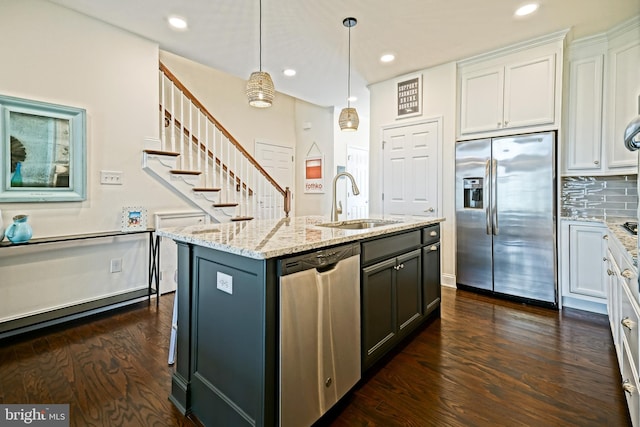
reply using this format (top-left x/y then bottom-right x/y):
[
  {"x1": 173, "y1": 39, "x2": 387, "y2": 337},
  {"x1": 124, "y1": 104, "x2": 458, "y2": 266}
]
[
  {"x1": 622, "y1": 340, "x2": 640, "y2": 427},
  {"x1": 621, "y1": 282, "x2": 640, "y2": 371},
  {"x1": 621, "y1": 256, "x2": 639, "y2": 303}
]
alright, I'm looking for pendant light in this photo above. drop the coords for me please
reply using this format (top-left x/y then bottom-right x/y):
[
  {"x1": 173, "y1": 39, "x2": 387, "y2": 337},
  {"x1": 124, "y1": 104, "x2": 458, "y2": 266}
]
[
  {"x1": 246, "y1": 0, "x2": 274, "y2": 108},
  {"x1": 339, "y1": 17, "x2": 359, "y2": 132}
]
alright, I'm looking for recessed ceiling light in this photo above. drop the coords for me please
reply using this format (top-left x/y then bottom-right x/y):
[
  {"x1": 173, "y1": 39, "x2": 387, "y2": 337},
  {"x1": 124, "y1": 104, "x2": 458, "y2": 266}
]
[
  {"x1": 380, "y1": 54, "x2": 395, "y2": 63},
  {"x1": 283, "y1": 69, "x2": 296, "y2": 77},
  {"x1": 168, "y1": 15, "x2": 188, "y2": 30},
  {"x1": 515, "y1": 3, "x2": 539, "y2": 16}
]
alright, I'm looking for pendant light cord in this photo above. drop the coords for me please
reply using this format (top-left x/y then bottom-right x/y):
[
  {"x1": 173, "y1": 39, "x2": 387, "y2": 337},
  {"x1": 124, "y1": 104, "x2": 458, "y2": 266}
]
[
  {"x1": 347, "y1": 23, "x2": 351, "y2": 108},
  {"x1": 259, "y1": 0, "x2": 263, "y2": 72}
]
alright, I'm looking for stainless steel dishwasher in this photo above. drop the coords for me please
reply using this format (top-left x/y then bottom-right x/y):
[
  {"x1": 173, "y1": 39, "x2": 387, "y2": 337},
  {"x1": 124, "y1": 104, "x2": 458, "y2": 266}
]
[{"x1": 279, "y1": 243, "x2": 361, "y2": 427}]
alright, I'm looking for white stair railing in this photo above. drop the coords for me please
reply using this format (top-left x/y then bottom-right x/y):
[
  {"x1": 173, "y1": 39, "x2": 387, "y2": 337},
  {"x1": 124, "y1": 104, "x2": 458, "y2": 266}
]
[{"x1": 158, "y1": 63, "x2": 291, "y2": 221}]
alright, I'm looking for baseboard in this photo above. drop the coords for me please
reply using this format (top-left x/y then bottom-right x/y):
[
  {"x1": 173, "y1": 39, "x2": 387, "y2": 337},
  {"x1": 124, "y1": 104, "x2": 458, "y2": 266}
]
[
  {"x1": 441, "y1": 273, "x2": 456, "y2": 288},
  {"x1": 561, "y1": 296, "x2": 607, "y2": 315}
]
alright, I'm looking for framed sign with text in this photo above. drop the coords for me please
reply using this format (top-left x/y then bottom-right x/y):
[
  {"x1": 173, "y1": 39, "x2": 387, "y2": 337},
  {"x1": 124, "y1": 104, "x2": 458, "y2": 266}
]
[{"x1": 396, "y1": 75, "x2": 422, "y2": 119}]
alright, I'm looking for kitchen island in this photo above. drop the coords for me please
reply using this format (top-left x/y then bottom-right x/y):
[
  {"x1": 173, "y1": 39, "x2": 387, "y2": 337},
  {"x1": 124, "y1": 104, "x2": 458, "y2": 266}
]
[{"x1": 158, "y1": 215, "x2": 444, "y2": 427}]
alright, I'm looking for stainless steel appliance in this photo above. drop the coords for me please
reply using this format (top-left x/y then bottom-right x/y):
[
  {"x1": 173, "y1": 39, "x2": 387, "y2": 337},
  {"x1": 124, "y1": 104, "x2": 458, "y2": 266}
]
[
  {"x1": 455, "y1": 132, "x2": 557, "y2": 305},
  {"x1": 279, "y1": 243, "x2": 361, "y2": 427}
]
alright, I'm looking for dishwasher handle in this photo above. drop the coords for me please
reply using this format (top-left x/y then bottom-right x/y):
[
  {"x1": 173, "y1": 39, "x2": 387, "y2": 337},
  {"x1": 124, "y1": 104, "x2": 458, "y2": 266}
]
[{"x1": 280, "y1": 243, "x2": 361, "y2": 276}]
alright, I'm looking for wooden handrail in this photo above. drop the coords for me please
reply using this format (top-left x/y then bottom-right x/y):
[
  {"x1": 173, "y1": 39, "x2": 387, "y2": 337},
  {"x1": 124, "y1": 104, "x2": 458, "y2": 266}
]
[{"x1": 159, "y1": 62, "x2": 286, "y2": 198}]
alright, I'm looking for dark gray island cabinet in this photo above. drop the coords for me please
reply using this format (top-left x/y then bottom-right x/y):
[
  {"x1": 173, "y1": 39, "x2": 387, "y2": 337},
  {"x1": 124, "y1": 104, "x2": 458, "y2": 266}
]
[{"x1": 160, "y1": 217, "x2": 442, "y2": 427}]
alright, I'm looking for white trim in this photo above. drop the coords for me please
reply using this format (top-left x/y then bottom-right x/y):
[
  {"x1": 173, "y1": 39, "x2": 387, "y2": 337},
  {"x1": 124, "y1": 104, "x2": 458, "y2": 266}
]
[
  {"x1": 457, "y1": 29, "x2": 569, "y2": 68},
  {"x1": 441, "y1": 274, "x2": 457, "y2": 288}
]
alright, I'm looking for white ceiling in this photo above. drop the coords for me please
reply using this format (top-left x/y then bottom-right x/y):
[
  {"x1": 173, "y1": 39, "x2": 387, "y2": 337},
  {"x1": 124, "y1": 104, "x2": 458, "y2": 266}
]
[{"x1": 47, "y1": 0, "x2": 638, "y2": 110}]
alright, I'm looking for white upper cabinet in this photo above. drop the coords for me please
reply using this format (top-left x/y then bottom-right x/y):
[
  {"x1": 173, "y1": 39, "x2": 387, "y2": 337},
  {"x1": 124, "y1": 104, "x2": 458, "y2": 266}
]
[
  {"x1": 605, "y1": 20, "x2": 640, "y2": 170},
  {"x1": 459, "y1": 67, "x2": 504, "y2": 134},
  {"x1": 503, "y1": 55, "x2": 556, "y2": 129},
  {"x1": 564, "y1": 37, "x2": 606, "y2": 173},
  {"x1": 457, "y1": 31, "x2": 564, "y2": 140},
  {"x1": 563, "y1": 17, "x2": 640, "y2": 175}
]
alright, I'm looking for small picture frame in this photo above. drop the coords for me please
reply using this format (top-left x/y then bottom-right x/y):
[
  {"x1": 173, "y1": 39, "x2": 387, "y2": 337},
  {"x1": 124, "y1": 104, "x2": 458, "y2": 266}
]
[
  {"x1": 121, "y1": 206, "x2": 147, "y2": 232},
  {"x1": 396, "y1": 74, "x2": 422, "y2": 119}
]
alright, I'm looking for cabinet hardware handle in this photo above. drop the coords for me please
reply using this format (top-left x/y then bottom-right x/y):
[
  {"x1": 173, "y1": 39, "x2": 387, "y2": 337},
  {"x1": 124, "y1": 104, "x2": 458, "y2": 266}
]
[
  {"x1": 430, "y1": 231, "x2": 437, "y2": 236},
  {"x1": 603, "y1": 235, "x2": 609, "y2": 240},
  {"x1": 607, "y1": 269, "x2": 615, "y2": 276},
  {"x1": 430, "y1": 245, "x2": 438, "y2": 251},
  {"x1": 399, "y1": 263, "x2": 404, "y2": 269},
  {"x1": 594, "y1": 160, "x2": 599, "y2": 165},
  {"x1": 394, "y1": 265, "x2": 400, "y2": 271},
  {"x1": 504, "y1": 121, "x2": 509, "y2": 126},
  {"x1": 603, "y1": 257, "x2": 608, "y2": 262},
  {"x1": 497, "y1": 122, "x2": 501, "y2": 128},
  {"x1": 325, "y1": 377, "x2": 332, "y2": 387},
  {"x1": 623, "y1": 379, "x2": 636, "y2": 395},
  {"x1": 621, "y1": 317, "x2": 635, "y2": 330},
  {"x1": 621, "y1": 269, "x2": 633, "y2": 279}
]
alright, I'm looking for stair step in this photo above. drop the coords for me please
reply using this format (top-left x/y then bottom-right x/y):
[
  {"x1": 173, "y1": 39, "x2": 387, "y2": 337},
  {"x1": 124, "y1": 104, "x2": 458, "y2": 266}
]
[
  {"x1": 144, "y1": 149, "x2": 180, "y2": 157},
  {"x1": 230, "y1": 217, "x2": 254, "y2": 222},
  {"x1": 213, "y1": 203, "x2": 238, "y2": 208},
  {"x1": 193, "y1": 187, "x2": 221, "y2": 192},
  {"x1": 170, "y1": 170, "x2": 202, "y2": 175}
]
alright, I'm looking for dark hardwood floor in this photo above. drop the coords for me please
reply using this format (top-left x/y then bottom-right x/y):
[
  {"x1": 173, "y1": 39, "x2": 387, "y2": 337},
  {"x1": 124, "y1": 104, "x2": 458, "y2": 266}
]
[{"x1": 0, "y1": 287, "x2": 630, "y2": 427}]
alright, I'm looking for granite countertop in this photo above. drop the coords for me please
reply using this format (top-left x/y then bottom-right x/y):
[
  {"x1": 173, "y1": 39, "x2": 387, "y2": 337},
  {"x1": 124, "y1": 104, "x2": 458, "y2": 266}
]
[
  {"x1": 562, "y1": 216, "x2": 637, "y2": 267},
  {"x1": 157, "y1": 215, "x2": 445, "y2": 260}
]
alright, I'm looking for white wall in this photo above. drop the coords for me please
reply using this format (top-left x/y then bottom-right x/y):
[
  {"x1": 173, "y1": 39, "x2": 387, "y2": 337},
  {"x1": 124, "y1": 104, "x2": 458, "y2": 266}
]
[
  {"x1": 293, "y1": 102, "x2": 335, "y2": 216},
  {"x1": 0, "y1": 0, "x2": 191, "y2": 322},
  {"x1": 368, "y1": 63, "x2": 457, "y2": 286}
]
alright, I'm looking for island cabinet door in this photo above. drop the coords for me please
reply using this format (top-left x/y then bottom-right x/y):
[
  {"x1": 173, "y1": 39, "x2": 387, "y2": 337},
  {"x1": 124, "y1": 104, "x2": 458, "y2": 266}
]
[
  {"x1": 362, "y1": 257, "x2": 397, "y2": 370},
  {"x1": 422, "y1": 242, "x2": 441, "y2": 317},
  {"x1": 395, "y1": 249, "x2": 423, "y2": 339}
]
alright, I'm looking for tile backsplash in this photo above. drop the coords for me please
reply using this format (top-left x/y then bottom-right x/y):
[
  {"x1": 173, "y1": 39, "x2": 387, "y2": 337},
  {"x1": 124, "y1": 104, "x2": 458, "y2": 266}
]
[{"x1": 561, "y1": 175, "x2": 638, "y2": 219}]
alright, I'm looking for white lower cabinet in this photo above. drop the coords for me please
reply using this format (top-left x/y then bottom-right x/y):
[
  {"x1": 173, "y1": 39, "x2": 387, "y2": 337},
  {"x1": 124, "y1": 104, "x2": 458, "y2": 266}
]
[
  {"x1": 560, "y1": 221, "x2": 608, "y2": 312},
  {"x1": 607, "y1": 231, "x2": 640, "y2": 426}
]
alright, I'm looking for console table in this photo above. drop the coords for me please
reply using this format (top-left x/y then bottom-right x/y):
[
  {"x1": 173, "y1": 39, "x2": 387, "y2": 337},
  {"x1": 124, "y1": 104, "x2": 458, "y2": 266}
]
[{"x1": 0, "y1": 229, "x2": 160, "y2": 339}]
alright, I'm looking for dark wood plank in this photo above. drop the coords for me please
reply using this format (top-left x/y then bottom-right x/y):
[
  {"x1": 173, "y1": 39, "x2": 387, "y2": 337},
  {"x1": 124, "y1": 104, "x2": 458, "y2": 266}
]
[
  {"x1": 0, "y1": 287, "x2": 629, "y2": 427},
  {"x1": 0, "y1": 295, "x2": 197, "y2": 427},
  {"x1": 322, "y1": 288, "x2": 630, "y2": 427}
]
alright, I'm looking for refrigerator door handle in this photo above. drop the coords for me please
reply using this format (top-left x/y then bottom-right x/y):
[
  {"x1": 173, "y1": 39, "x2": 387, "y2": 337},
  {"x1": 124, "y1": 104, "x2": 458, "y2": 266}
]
[
  {"x1": 492, "y1": 159, "x2": 499, "y2": 235},
  {"x1": 485, "y1": 159, "x2": 491, "y2": 235}
]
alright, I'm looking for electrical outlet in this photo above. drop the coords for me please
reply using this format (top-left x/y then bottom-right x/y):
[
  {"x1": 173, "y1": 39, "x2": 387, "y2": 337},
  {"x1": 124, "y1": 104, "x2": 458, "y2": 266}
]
[
  {"x1": 216, "y1": 272, "x2": 233, "y2": 295},
  {"x1": 110, "y1": 258, "x2": 122, "y2": 273},
  {"x1": 100, "y1": 170, "x2": 123, "y2": 185}
]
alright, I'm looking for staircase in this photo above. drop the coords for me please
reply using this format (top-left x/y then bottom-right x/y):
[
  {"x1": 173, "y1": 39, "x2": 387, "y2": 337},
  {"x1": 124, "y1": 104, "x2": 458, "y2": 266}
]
[{"x1": 143, "y1": 63, "x2": 291, "y2": 223}]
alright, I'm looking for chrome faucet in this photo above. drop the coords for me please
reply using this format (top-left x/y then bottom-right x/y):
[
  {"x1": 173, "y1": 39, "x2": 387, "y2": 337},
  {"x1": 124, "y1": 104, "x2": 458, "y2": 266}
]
[{"x1": 331, "y1": 172, "x2": 360, "y2": 222}]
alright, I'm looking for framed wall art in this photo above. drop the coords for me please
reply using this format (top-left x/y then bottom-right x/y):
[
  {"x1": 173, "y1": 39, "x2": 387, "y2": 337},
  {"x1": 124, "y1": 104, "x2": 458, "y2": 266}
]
[
  {"x1": 304, "y1": 142, "x2": 325, "y2": 194},
  {"x1": 396, "y1": 74, "x2": 423, "y2": 119},
  {"x1": 121, "y1": 207, "x2": 148, "y2": 232},
  {"x1": 0, "y1": 94, "x2": 86, "y2": 202}
]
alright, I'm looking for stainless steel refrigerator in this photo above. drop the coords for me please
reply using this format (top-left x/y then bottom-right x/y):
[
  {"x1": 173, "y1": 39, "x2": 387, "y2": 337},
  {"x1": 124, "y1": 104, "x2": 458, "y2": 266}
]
[{"x1": 455, "y1": 131, "x2": 557, "y2": 305}]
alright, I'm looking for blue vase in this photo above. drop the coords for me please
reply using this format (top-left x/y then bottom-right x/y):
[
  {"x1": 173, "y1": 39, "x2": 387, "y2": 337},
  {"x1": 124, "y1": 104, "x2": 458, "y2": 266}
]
[
  {"x1": 11, "y1": 162, "x2": 23, "y2": 187},
  {"x1": 5, "y1": 214, "x2": 33, "y2": 244}
]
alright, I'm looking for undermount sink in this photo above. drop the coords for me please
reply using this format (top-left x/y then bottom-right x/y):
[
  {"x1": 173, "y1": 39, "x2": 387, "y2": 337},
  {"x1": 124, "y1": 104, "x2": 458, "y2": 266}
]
[{"x1": 316, "y1": 219, "x2": 401, "y2": 230}]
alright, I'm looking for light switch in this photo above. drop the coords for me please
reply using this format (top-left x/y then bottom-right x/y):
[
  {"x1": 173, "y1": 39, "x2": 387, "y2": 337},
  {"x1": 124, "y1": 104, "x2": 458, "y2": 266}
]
[{"x1": 100, "y1": 170, "x2": 123, "y2": 185}]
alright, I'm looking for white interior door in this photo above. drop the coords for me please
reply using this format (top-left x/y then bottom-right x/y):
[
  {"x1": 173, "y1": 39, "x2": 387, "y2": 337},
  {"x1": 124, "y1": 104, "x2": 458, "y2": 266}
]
[
  {"x1": 346, "y1": 146, "x2": 369, "y2": 219},
  {"x1": 382, "y1": 120, "x2": 439, "y2": 218},
  {"x1": 254, "y1": 141, "x2": 294, "y2": 209}
]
